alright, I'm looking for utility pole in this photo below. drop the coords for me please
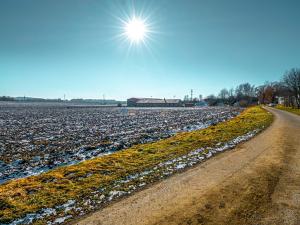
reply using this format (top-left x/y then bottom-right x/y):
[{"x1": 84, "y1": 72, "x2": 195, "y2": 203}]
[
  {"x1": 190, "y1": 89, "x2": 193, "y2": 101},
  {"x1": 64, "y1": 94, "x2": 66, "y2": 101}
]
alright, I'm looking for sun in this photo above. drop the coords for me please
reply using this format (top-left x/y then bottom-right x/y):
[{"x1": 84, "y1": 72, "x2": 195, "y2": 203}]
[
  {"x1": 115, "y1": 7, "x2": 156, "y2": 51},
  {"x1": 124, "y1": 17, "x2": 148, "y2": 43}
]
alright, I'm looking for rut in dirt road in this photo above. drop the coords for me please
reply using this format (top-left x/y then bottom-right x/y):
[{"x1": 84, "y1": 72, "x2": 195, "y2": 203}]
[{"x1": 74, "y1": 107, "x2": 300, "y2": 225}]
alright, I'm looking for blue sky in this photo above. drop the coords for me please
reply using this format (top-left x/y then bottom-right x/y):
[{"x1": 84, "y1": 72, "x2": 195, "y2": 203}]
[{"x1": 1, "y1": 0, "x2": 300, "y2": 100}]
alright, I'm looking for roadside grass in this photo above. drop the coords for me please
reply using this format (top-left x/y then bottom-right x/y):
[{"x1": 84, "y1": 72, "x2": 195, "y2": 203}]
[
  {"x1": 0, "y1": 106, "x2": 273, "y2": 223},
  {"x1": 276, "y1": 105, "x2": 300, "y2": 116}
]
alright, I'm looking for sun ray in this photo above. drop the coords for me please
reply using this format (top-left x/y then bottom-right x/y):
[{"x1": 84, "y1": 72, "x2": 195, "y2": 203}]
[
  {"x1": 124, "y1": 17, "x2": 148, "y2": 43},
  {"x1": 109, "y1": 1, "x2": 162, "y2": 56}
]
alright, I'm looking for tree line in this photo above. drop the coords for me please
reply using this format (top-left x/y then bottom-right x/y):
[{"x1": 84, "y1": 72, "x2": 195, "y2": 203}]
[
  {"x1": 0, "y1": 96, "x2": 15, "y2": 101},
  {"x1": 206, "y1": 68, "x2": 300, "y2": 108}
]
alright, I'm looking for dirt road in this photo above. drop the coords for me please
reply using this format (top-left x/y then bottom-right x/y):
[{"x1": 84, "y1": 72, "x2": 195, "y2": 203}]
[{"x1": 75, "y1": 107, "x2": 300, "y2": 225}]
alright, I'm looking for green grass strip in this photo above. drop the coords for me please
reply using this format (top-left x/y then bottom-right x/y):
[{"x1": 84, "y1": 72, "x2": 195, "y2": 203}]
[
  {"x1": 276, "y1": 105, "x2": 300, "y2": 116},
  {"x1": 0, "y1": 106, "x2": 273, "y2": 223}
]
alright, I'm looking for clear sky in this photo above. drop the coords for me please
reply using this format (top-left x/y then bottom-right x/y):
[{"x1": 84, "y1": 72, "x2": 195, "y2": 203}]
[{"x1": 1, "y1": 0, "x2": 300, "y2": 100}]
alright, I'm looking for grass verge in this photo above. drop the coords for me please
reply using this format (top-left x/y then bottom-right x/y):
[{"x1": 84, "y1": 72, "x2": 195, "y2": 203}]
[
  {"x1": 276, "y1": 105, "x2": 300, "y2": 116},
  {"x1": 0, "y1": 106, "x2": 273, "y2": 224}
]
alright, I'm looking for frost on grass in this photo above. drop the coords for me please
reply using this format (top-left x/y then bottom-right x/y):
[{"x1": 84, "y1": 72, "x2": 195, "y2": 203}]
[{"x1": 6, "y1": 130, "x2": 259, "y2": 225}]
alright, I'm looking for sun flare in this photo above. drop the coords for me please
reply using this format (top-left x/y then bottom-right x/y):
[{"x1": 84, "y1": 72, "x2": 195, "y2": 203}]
[{"x1": 124, "y1": 17, "x2": 148, "y2": 43}]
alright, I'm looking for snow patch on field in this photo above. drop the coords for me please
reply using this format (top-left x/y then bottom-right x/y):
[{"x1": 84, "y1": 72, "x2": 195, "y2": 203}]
[
  {"x1": 7, "y1": 129, "x2": 259, "y2": 225},
  {"x1": 0, "y1": 106, "x2": 241, "y2": 184}
]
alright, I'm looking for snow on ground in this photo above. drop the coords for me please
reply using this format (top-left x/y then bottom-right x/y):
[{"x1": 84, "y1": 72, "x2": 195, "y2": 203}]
[
  {"x1": 0, "y1": 103, "x2": 241, "y2": 183},
  {"x1": 6, "y1": 129, "x2": 259, "y2": 225}
]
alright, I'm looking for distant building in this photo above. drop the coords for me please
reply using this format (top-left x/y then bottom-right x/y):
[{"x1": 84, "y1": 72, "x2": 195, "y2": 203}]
[
  {"x1": 127, "y1": 98, "x2": 182, "y2": 107},
  {"x1": 276, "y1": 95, "x2": 297, "y2": 107},
  {"x1": 277, "y1": 96, "x2": 285, "y2": 105}
]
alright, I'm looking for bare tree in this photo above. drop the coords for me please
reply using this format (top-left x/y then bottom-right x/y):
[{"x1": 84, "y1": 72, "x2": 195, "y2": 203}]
[
  {"x1": 218, "y1": 88, "x2": 229, "y2": 100},
  {"x1": 235, "y1": 83, "x2": 255, "y2": 98},
  {"x1": 235, "y1": 83, "x2": 256, "y2": 105},
  {"x1": 256, "y1": 82, "x2": 278, "y2": 104},
  {"x1": 282, "y1": 68, "x2": 300, "y2": 108},
  {"x1": 228, "y1": 88, "x2": 234, "y2": 97},
  {"x1": 205, "y1": 94, "x2": 218, "y2": 106}
]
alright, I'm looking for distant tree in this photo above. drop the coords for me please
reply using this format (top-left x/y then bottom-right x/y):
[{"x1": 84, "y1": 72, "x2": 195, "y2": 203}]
[
  {"x1": 264, "y1": 85, "x2": 276, "y2": 103},
  {"x1": 206, "y1": 94, "x2": 216, "y2": 99},
  {"x1": 218, "y1": 88, "x2": 229, "y2": 100},
  {"x1": 205, "y1": 94, "x2": 218, "y2": 106},
  {"x1": 235, "y1": 83, "x2": 256, "y2": 105},
  {"x1": 183, "y1": 95, "x2": 190, "y2": 101},
  {"x1": 274, "y1": 82, "x2": 294, "y2": 106},
  {"x1": 282, "y1": 68, "x2": 300, "y2": 108},
  {"x1": 227, "y1": 88, "x2": 236, "y2": 105},
  {"x1": 255, "y1": 81, "x2": 294, "y2": 105},
  {"x1": 228, "y1": 88, "x2": 235, "y2": 98},
  {"x1": 0, "y1": 96, "x2": 14, "y2": 101},
  {"x1": 235, "y1": 83, "x2": 255, "y2": 99},
  {"x1": 256, "y1": 85, "x2": 266, "y2": 104}
]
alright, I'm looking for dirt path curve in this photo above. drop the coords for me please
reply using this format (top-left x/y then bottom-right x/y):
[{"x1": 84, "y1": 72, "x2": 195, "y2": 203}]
[{"x1": 75, "y1": 107, "x2": 300, "y2": 225}]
